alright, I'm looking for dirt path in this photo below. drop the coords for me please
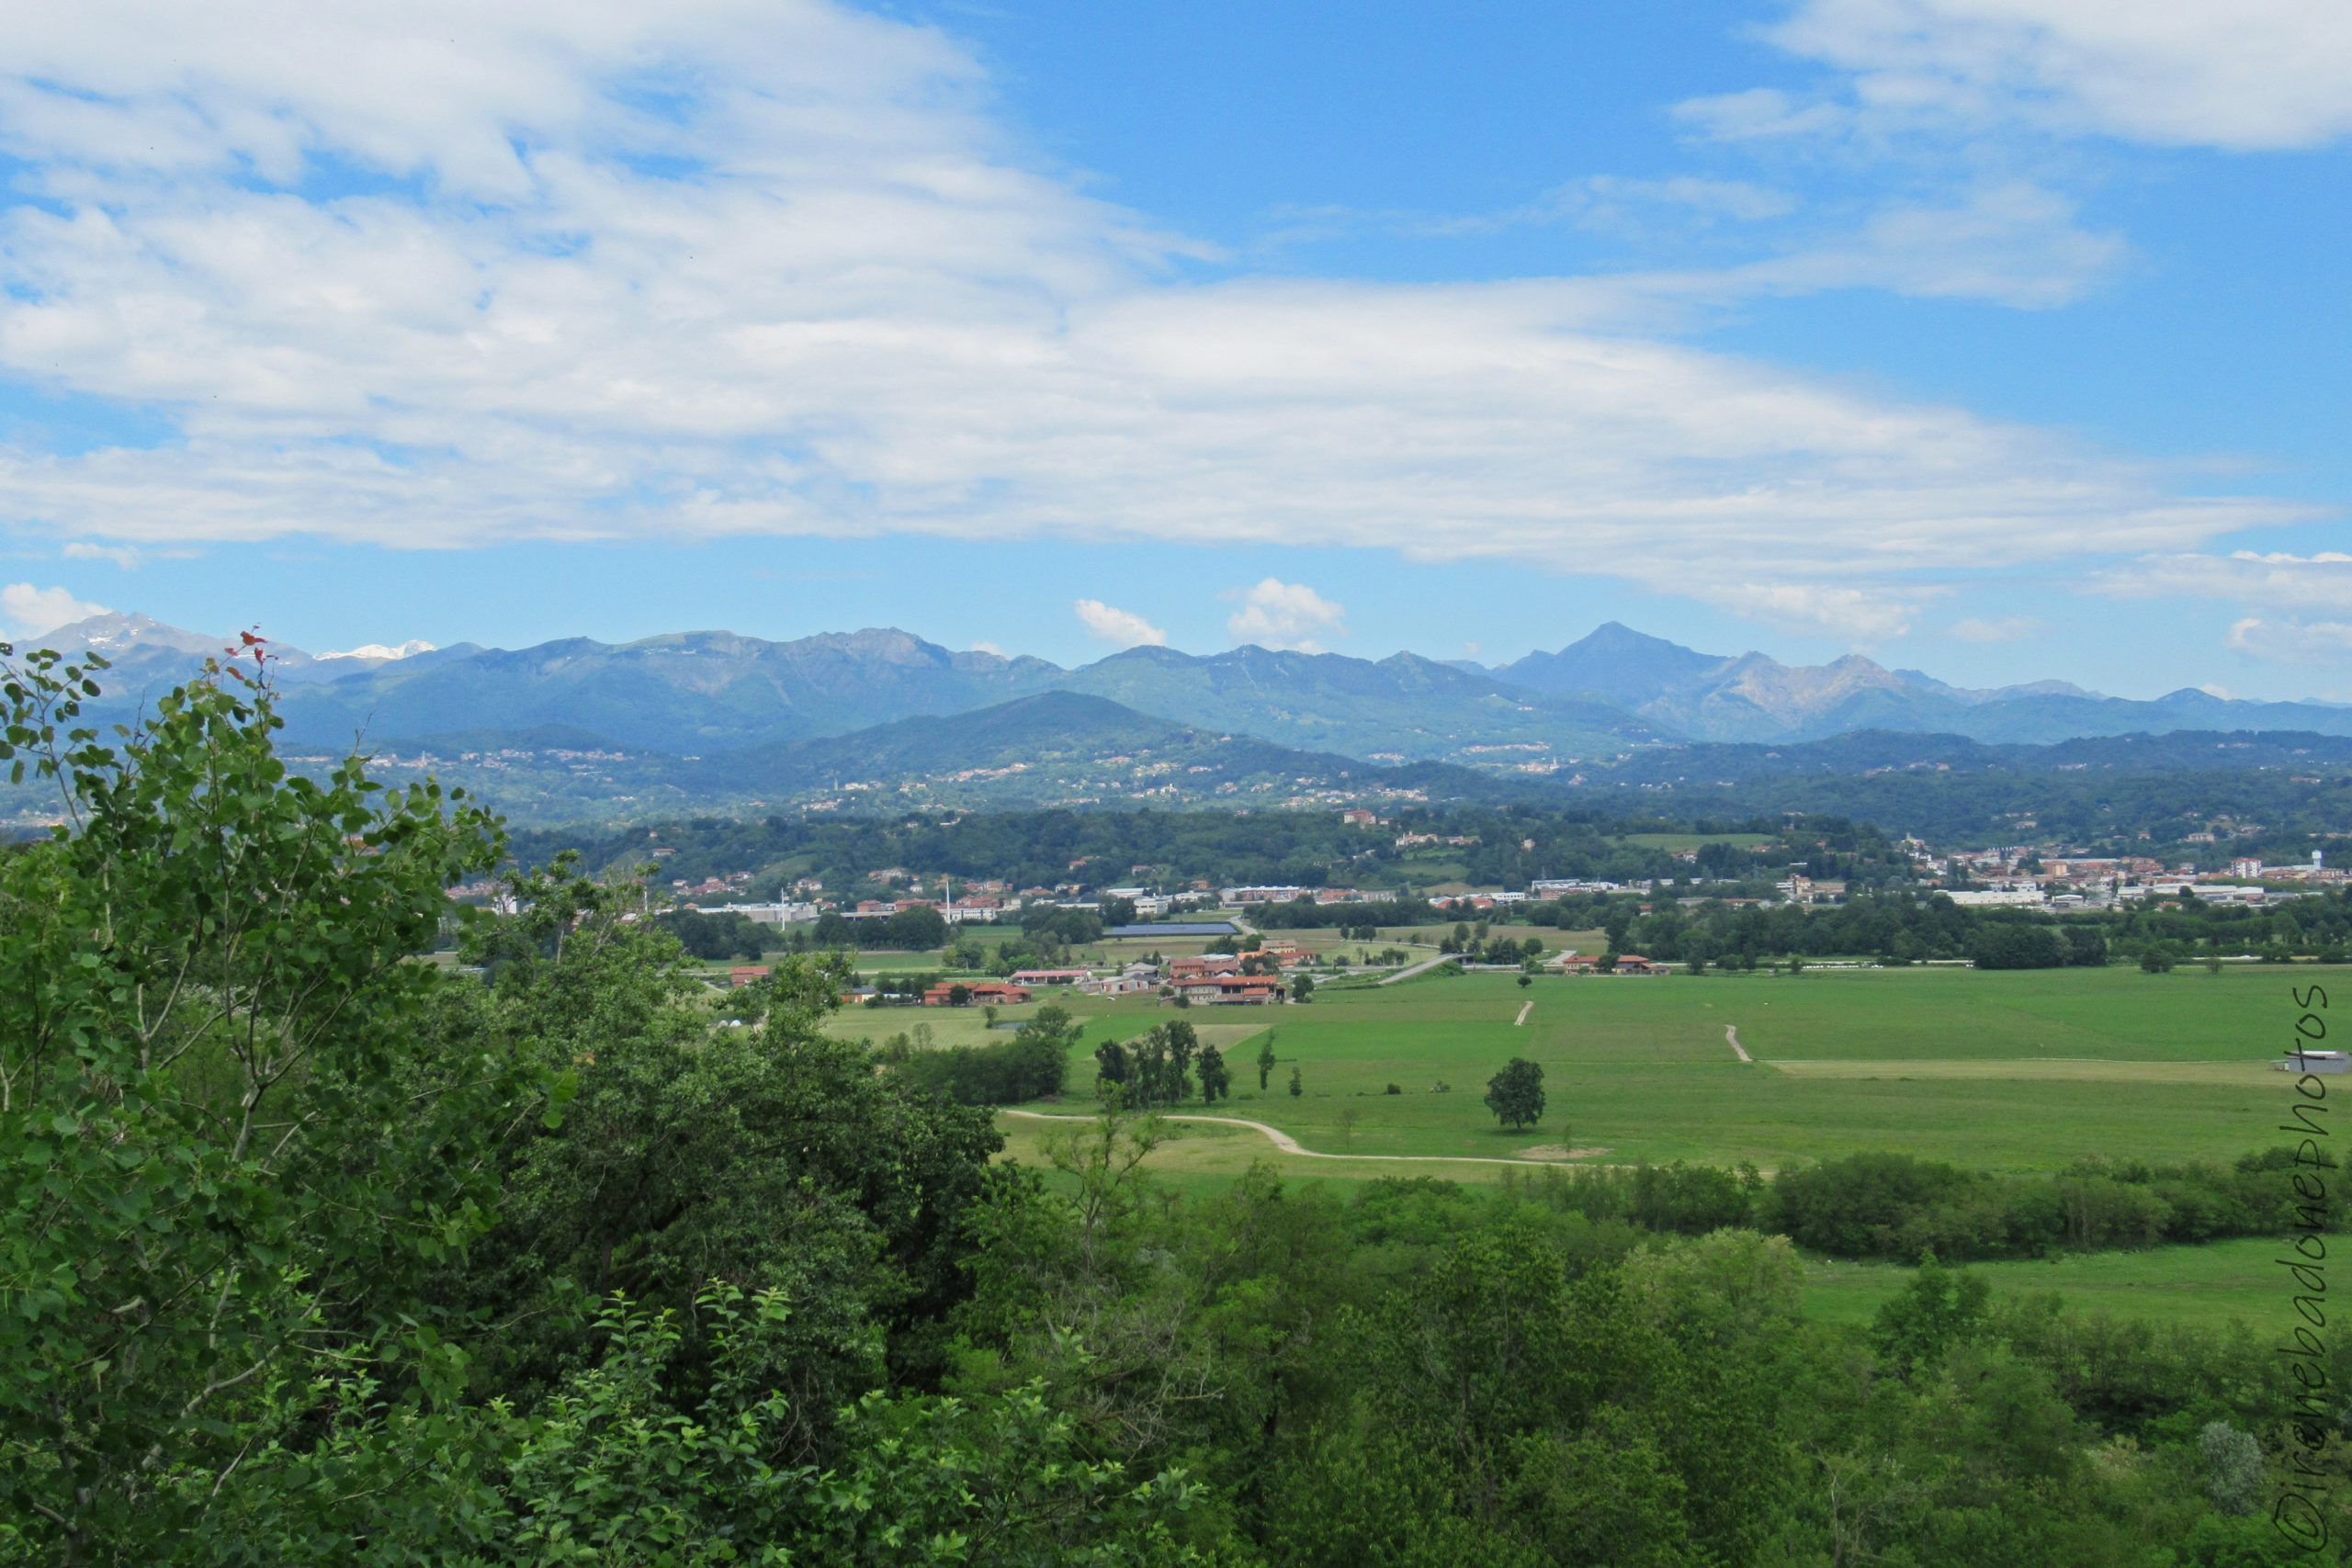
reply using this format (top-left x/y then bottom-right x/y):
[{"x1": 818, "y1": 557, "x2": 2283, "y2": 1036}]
[
  {"x1": 1513, "y1": 1000, "x2": 1532, "y2": 1026},
  {"x1": 1725, "y1": 1024, "x2": 1752, "y2": 1063},
  {"x1": 1000, "y1": 1109, "x2": 1574, "y2": 1168}
]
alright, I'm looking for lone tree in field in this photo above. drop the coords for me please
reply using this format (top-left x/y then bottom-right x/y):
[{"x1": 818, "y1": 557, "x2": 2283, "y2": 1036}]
[
  {"x1": 1484, "y1": 1057, "x2": 1545, "y2": 1132},
  {"x1": 1288, "y1": 1065, "x2": 1303, "y2": 1099},
  {"x1": 1197, "y1": 1044, "x2": 1231, "y2": 1104},
  {"x1": 1257, "y1": 1032, "x2": 1278, "y2": 1090}
]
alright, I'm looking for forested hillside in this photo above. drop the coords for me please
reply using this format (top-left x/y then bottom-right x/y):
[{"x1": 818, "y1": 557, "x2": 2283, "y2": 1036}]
[{"x1": 6, "y1": 648, "x2": 2346, "y2": 1563}]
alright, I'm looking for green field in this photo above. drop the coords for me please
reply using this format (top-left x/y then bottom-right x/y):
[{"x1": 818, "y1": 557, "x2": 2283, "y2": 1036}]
[
  {"x1": 1801, "y1": 1236, "x2": 2285, "y2": 1334},
  {"x1": 984, "y1": 964, "x2": 2323, "y2": 1173},
  {"x1": 1616, "y1": 831, "x2": 1776, "y2": 852}
]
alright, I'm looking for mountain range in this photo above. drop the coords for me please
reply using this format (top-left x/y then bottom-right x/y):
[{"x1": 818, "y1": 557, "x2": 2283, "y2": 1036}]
[
  {"x1": 10, "y1": 610, "x2": 2352, "y2": 827},
  {"x1": 35, "y1": 612, "x2": 2350, "y2": 761}
]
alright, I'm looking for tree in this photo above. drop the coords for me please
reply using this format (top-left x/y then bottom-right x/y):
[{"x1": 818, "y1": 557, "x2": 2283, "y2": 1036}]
[
  {"x1": 1291, "y1": 972, "x2": 1316, "y2": 1003},
  {"x1": 1197, "y1": 1044, "x2": 1230, "y2": 1104},
  {"x1": 2197, "y1": 1420, "x2": 2264, "y2": 1516},
  {"x1": 1338, "y1": 1108, "x2": 1360, "y2": 1148},
  {"x1": 1484, "y1": 1057, "x2": 1545, "y2": 1132},
  {"x1": 1288, "y1": 1065, "x2": 1304, "y2": 1099},
  {"x1": 1258, "y1": 1032, "x2": 1278, "y2": 1090},
  {"x1": 1517, "y1": 973, "x2": 1532, "y2": 989},
  {"x1": 0, "y1": 643, "x2": 538, "y2": 1555},
  {"x1": 948, "y1": 982, "x2": 973, "y2": 1006},
  {"x1": 2141, "y1": 942, "x2": 2177, "y2": 974},
  {"x1": 1868, "y1": 1252, "x2": 1990, "y2": 1378}
]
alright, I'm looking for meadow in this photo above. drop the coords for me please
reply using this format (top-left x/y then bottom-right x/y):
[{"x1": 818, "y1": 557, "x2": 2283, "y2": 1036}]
[
  {"x1": 816, "y1": 961, "x2": 2335, "y2": 1329},
  {"x1": 1800, "y1": 1235, "x2": 2286, "y2": 1335},
  {"x1": 959, "y1": 963, "x2": 2323, "y2": 1172}
]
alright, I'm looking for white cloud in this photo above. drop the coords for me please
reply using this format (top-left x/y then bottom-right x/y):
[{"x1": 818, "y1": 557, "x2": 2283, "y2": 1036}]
[
  {"x1": 969, "y1": 639, "x2": 1007, "y2": 657},
  {"x1": 0, "y1": 0, "x2": 2315, "y2": 632},
  {"x1": 1430, "y1": 175, "x2": 1798, "y2": 238},
  {"x1": 1708, "y1": 182, "x2": 2125, "y2": 309},
  {"x1": 1072, "y1": 599, "x2": 1167, "y2": 648},
  {"x1": 1703, "y1": 581, "x2": 1917, "y2": 642},
  {"x1": 1761, "y1": 0, "x2": 2352, "y2": 151},
  {"x1": 62, "y1": 540, "x2": 142, "y2": 568},
  {"x1": 1226, "y1": 579, "x2": 1347, "y2": 653},
  {"x1": 2096, "y1": 551, "x2": 2352, "y2": 611},
  {"x1": 1671, "y1": 88, "x2": 1850, "y2": 141},
  {"x1": 1949, "y1": 614, "x2": 2043, "y2": 642},
  {"x1": 1, "y1": 582, "x2": 108, "y2": 639},
  {"x1": 2227, "y1": 616, "x2": 2352, "y2": 664}
]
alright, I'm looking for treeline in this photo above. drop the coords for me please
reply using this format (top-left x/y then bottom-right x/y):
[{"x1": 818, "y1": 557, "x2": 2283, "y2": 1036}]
[
  {"x1": 1530, "y1": 887, "x2": 2352, "y2": 967},
  {"x1": 1507, "y1": 1149, "x2": 2345, "y2": 1261},
  {"x1": 509, "y1": 802, "x2": 1920, "y2": 901},
  {"x1": 879, "y1": 1005, "x2": 1079, "y2": 1105}
]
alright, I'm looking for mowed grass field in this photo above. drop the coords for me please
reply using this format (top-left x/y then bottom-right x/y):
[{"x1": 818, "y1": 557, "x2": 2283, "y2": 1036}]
[
  {"x1": 1801, "y1": 1236, "x2": 2286, "y2": 1335},
  {"x1": 981, "y1": 964, "x2": 2328, "y2": 1173}
]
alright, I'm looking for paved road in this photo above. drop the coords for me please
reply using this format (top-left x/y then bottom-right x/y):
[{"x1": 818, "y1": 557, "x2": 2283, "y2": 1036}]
[
  {"x1": 1001, "y1": 1109, "x2": 1571, "y2": 1168},
  {"x1": 1725, "y1": 1025, "x2": 1752, "y2": 1063}
]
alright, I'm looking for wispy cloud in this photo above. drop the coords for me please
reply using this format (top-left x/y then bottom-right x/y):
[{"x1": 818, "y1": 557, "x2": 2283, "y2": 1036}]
[
  {"x1": 0, "y1": 0, "x2": 2315, "y2": 643},
  {"x1": 62, "y1": 540, "x2": 143, "y2": 568},
  {"x1": 1949, "y1": 615, "x2": 2044, "y2": 643},
  {"x1": 1761, "y1": 0, "x2": 2352, "y2": 152},
  {"x1": 2096, "y1": 551, "x2": 2352, "y2": 611}
]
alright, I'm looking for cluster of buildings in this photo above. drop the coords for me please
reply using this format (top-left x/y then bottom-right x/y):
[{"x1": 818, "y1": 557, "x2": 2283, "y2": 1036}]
[
  {"x1": 883, "y1": 938, "x2": 1317, "y2": 1009},
  {"x1": 1906, "y1": 841, "x2": 2343, "y2": 911}
]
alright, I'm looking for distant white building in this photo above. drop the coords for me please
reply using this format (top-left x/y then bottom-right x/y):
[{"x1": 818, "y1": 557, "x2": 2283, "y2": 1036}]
[
  {"x1": 1939, "y1": 889, "x2": 2047, "y2": 908},
  {"x1": 703, "y1": 900, "x2": 822, "y2": 926}
]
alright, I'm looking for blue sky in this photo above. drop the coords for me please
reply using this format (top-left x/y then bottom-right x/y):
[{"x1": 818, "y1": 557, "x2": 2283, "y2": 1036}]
[{"x1": 0, "y1": 0, "x2": 2346, "y2": 696}]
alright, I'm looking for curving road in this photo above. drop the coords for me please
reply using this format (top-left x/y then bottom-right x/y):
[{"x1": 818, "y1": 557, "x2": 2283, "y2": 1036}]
[{"x1": 1000, "y1": 1108, "x2": 1573, "y2": 1168}]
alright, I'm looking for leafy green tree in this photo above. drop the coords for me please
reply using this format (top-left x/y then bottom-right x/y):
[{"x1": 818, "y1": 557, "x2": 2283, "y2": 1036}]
[
  {"x1": 1288, "y1": 1065, "x2": 1304, "y2": 1099},
  {"x1": 1197, "y1": 1045, "x2": 1231, "y2": 1104},
  {"x1": 1483, "y1": 1058, "x2": 1545, "y2": 1132},
  {"x1": 1869, "y1": 1252, "x2": 1991, "y2": 1377},
  {"x1": 0, "y1": 645, "x2": 534, "y2": 1557},
  {"x1": 1257, "y1": 1032, "x2": 1278, "y2": 1090},
  {"x1": 1290, "y1": 972, "x2": 1315, "y2": 1003}
]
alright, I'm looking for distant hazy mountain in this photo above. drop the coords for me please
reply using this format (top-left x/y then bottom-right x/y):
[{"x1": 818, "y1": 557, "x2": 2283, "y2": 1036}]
[
  {"x1": 1055, "y1": 643, "x2": 1663, "y2": 762},
  {"x1": 265, "y1": 627, "x2": 1066, "y2": 752},
  {"x1": 695, "y1": 689, "x2": 1391, "y2": 803},
  {"x1": 25, "y1": 613, "x2": 2352, "y2": 775},
  {"x1": 1490, "y1": 623, "x2": 2352, "y2": 745},
  {"x1": 1493, "y1": 622, "x2": 1729, "y2": 707}
]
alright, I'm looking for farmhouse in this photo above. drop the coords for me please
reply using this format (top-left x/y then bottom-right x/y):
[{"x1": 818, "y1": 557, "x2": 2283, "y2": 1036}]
[
  {"x1": 1009, "y1": 967, "x2": 1091, "y2": 987},
  {"x1": 1080, "y1": 968, "x2": 1159, "y2": 998},
  {"x1": 1170, "y1": 953, "x2": 1242, "y2": 980},
  {"x1": 1555, "y1": 953, "x2": 1666, "y2": 976},
  {"x1": 921, "y1": 980, "x2": 1034, "y2": 1007},
  {"x1": 2277, "y1": 1050, "x2": 2352, "y2": 1075},
  {"x1": 1176, "y1": 976, "x2": 1285, "y2": 1005}
]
